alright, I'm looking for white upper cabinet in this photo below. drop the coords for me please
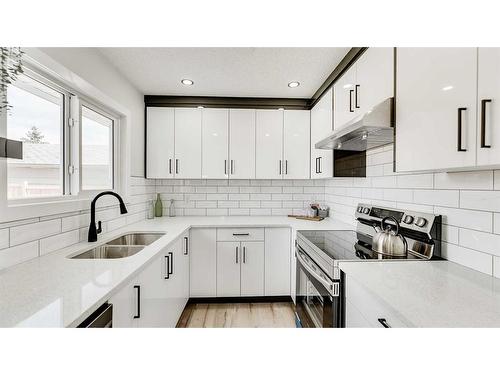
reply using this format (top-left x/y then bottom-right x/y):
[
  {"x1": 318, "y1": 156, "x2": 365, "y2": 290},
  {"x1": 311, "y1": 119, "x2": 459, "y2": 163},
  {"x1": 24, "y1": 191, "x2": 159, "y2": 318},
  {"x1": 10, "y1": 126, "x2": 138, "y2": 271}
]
[
  {"x1": 334, "y1": 48, "x2": 394, "y2": 130},
  {"x1": 283, "y1": 110, "x2": 310, "y2": 179},
  {"x1": 256, "y1": 110, "x2": 284, "y2": 179},
  {"x1": 202, "y1": 108, "x2": 229, "y2": 179},
  {"x1": 355, "y1": 47, "x2": 394, "y2": 113},
  {"x1": 477, "y1": 48, "x2": 500, "y2": 166},
  {"x1": 146, "y1": 107, "x2": 174, "y2": 178},
  {"x1": 334, "y1": 67, "x2": 357, "y2": 130},
  {"x1": 396, "y1": 48, "x2": 478, "y2": 172},
  {"x1": 229, "y1": 109, "x2": 256, "y2": 179},
  {"x1": 174, "y1": 108, "x2": 202, "y2": 178},
  {"x1": 310, "y1": 88, "x2": 333, "y2": 179}
]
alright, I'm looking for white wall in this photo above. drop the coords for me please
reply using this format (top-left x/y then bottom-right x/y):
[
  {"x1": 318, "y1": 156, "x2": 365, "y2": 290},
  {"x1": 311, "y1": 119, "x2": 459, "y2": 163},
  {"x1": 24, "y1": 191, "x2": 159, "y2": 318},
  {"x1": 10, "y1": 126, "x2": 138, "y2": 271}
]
[
  {"x1": 38, "y1": 47, "x2": 145, "y2": 177},
  {"x1": 324, "y1": 144, "x2": 500, "y2": 279}
]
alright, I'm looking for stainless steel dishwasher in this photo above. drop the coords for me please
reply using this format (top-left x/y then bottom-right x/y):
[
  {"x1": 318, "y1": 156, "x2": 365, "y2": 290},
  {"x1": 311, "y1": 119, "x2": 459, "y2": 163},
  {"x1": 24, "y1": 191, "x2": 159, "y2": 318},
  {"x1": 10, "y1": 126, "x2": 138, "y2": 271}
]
[{"x1": 77, "y1": 303, "x2": 113, "y2": 328}]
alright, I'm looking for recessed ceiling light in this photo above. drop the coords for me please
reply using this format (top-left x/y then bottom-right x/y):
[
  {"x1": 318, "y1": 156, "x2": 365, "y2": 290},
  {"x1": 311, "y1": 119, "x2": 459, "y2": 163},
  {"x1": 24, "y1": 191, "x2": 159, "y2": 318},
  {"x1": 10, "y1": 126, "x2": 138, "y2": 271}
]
[
  {"x1": 278, "y1": 107, "x2": 284, "y2": 111},
  {"x1": 197, "y1": 106, "x2": 204, "y2": 109},
  {"x1": 442, "y1": 85, "x2": 454, "y2": 91},
  {"x1": 181, "y1": 79, "x2": 194, "y2": 86},
  {"x1": 288, "y1": 81, "x2": 300, "y2": 88}
]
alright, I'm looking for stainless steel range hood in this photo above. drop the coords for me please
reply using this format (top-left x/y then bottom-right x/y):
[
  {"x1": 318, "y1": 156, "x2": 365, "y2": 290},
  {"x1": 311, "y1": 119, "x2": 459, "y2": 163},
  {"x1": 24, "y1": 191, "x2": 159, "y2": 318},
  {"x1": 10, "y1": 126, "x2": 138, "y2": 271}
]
[{"x1": 315, "y1": 97, "x2": 394, "y2": 152}]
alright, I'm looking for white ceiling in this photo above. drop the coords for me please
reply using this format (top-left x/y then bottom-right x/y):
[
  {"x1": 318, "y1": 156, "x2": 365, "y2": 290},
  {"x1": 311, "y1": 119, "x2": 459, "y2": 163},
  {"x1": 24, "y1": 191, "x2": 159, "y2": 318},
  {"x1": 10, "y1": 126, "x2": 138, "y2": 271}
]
[{"x1": 98, "y1": 48, "x2": 350, "y2": 98}]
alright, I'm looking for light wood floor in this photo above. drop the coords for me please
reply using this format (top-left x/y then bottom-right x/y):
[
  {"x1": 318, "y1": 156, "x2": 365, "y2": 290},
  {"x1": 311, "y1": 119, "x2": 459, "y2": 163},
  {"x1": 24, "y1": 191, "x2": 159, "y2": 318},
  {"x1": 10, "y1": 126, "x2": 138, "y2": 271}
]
[{"x1": 177, "y1": 302, "x2": 297, "y2": 328}]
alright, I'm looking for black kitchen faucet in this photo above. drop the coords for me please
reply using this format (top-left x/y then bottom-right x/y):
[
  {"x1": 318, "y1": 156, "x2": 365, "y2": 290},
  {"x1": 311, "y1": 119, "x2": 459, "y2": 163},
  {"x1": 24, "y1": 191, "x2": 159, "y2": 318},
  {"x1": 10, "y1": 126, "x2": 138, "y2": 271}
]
[{"x1": 88, "y1": 191, "x2": 128, "y2": 242}]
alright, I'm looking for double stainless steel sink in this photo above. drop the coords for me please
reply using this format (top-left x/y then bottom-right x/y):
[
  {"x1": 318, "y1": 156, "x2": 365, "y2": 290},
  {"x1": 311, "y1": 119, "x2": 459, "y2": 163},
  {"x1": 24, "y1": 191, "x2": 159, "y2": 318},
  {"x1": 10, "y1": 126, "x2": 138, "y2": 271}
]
[{"x1": 70, "y1": 232, "x2": 165, "y2": 259}]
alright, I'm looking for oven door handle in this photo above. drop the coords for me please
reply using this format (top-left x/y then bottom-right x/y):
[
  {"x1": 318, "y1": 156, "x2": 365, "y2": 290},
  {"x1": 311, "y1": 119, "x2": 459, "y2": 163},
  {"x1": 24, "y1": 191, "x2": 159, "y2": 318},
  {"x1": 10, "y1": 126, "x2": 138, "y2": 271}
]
[{"x1": 296, "y1": 247, "x2": 337, "y2": 296}]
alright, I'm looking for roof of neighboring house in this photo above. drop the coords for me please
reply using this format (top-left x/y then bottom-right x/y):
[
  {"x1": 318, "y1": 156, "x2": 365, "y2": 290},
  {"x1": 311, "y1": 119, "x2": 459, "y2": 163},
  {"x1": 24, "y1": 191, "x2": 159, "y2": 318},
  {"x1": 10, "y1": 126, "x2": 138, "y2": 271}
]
[{"x1": 9, "y1": 143, "x2": 110, "y2": 165}]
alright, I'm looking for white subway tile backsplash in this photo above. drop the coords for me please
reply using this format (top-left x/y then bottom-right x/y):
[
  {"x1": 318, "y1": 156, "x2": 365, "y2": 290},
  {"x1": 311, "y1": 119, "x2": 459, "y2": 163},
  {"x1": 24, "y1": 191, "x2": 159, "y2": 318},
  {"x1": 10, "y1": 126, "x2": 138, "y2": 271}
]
[
  {"x1": 460, "y1": 191, "x2": 500, "y2": 212},
  {"x1": 396, "y1": 174, "x2": 434, "y2": 189},
  {"x1": 413, "y1": 189, "x2": 459, "y2": 207},
  {"x1": 441, "y1": 243, "x2": 493, "y2": 275},
  {"x1": 435, "y1": 206, "x2": 493, "y2": 232},
  {"x1": 61, "y1": 213, "x2": 90, "y2": 232},
  {"x1": 442, "y1": 225, "x2": 459, "y2": 245},
  {"x1": 39, "y1": 230, "x2": 80, "y2": 256},
  {"x1": 434, "y1": 171, "x2": 494, "y2": 190},
  {"x1": 0, "y1": 229, "x2": 9, "y2": 250},
  {"x1": 207, "y1": 208, "x2": 228, "y2": 216},
  {"x1": 229, "y1": 208, "x2": 250, "y2": 216},
  {"x1": 494, "y1": 171, "x2": 500, "y2": 190},
  {"x1": 495, "y1": 213, "x2": 500, "y2": 234},
  {"x1": 10, "y1": 219, "x2": 61, "y2": 247},
  {"x1": 459, "y1": 228, "x2": 500, "y2": 257},
  {"x1": 0, "y1": 241, "x2": 39, "y2": 270}
]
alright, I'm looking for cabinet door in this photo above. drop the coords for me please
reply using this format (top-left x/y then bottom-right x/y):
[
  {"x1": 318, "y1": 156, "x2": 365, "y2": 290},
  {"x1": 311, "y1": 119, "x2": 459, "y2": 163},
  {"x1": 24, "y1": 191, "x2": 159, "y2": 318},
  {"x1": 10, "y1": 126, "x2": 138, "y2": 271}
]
[
  {"x1": 311, "y1": 88, "x2": 333, "y2": 179},
  {"x1": 109, "y1": 277, "x2": 139, "y2": 328},
  {"x1": 146, "y1": 107, "x2": 174, "y2": 178},
  {"x1": 264, "y1": 228, "x2": 291, "y2": 296},
  {"x1": 355, "y1": 47, "x2": 394, "y2": 113},
  {"x1": 240, "y1": 241, "x2": 265, "y2": 296},
  {"x1": 202, "y1": 108, "x2": 229, "y2": 179},
  {"x1": 283, "y1": 110, "x2": 310, "y2": 179},
  {"x1": 477, "y1": 48, "x2": 500, "y2": 166},
  {"x1": 136, "y1": 251, "x2": 169, "y2": 327},
  {"x1": 174, "y1": 108, "x2": 202, "y2": 178},
  {"x1": 334, "y1": 67, "x2": 357, "y2": 130},
  {"x1": 229, "y1": 109, "x2": 256, "y2": 179},
  {"x1": 190, "y1": 228, "x2": 217, "y2": 297},
  {"x1": 396, "y1": 48, "x2": 477, "y2": 172},
  {"x1": 216, "y1": 241, "x2": 241, "y2": 297},
  {"x1": 164, "y1": 236, "x2": 189, "y2": 327},
  {"x1": 256, "y1": 110, "x2": 284, "y2": 179}
]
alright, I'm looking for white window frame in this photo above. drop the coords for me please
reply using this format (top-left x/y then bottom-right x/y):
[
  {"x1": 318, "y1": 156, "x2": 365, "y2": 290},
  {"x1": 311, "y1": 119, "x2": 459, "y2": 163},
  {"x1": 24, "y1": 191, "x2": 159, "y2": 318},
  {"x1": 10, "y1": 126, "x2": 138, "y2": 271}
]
[
  {"x1": 76, "y1": 99, "x2": 121, "y2": 198},
  {"x1": 0, "y1": 57, "x2": 128, "y2": 223}
]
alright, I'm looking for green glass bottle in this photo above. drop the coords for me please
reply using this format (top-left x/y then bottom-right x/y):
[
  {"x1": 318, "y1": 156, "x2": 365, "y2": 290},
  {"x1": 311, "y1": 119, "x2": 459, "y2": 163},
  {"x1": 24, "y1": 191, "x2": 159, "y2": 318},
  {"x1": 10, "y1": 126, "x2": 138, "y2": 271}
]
[{"x1": 154, "y1": 193, "x2": 163, "y2": 217}]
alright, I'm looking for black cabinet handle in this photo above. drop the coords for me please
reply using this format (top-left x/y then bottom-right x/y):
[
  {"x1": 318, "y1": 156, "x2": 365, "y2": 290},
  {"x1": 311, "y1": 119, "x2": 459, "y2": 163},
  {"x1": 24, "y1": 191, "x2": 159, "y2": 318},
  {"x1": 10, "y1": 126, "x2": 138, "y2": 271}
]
[
  {"x1": 318, "y1": 157, "x2": 322, "y2": 173},
  {"x1": 164, "y1": 255, "x2": 170, "y2": 279},
  {"x1": 168, "y1": 251, "x2": 173, "y2": 276},
  {"x1": 230, "y1": 160, "x2": 234, "y2": 174},
  {"x1": 243, "y1": 246, "x2": 246, "y2": 263},
  {"x1": 355, "y1": 84, "x2": 360, "y2": 108},
  {"x1": 378, "y1": 318, "x2": 391, "y2": 328},
  {"x1": 349, "y1": 89, "x2": 354, "y2": 112},
  {"x1": 315, "y1": 157, "x2": 319, "y2": 174},
  {"x1": 169, "y1": 159, "x2": 172, "y2": 174},
  {"x1": 457, "y1": 107, "x2": 467, "y2": 152},
  {"x1": 175, "y1": 159, "x2": 179, "y2": 173},
  {"x1": 133, "y1": 285, "x2": 140, "y2": 319},
  {"x1": 224, "y1": 159, "x2": 227, "y2": 174},
  {"x1": 232, "y1": 233, "x2": 249, "y2": 236},
  {"x1": 481, "y1": 99, "x2": 492, "y2": 148},
  {"x1": 184, "y1": 236, "x2": 189, "y2": 255},
  {"x1": 235, "y1": 246, "x2": 239, "y2": 264},
  {"x1": 285, "y1": 160, "x2": 288, "y2": 175},
  {"x1": 279, "y1": 160, "x2": 282, "y2": 175}
]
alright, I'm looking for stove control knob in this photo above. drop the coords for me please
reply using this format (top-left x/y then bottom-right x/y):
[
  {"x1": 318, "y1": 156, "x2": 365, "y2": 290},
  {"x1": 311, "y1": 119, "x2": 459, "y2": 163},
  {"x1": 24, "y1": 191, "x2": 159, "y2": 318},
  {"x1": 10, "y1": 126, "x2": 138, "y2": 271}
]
[
  {"x1": 415, "y1": 217, "x2": 427, "y2": 228},
  {"x1": 362, "y1": 207, "x2": 370, "y2": 214},
  {"x1": 403, "y1": 215, "x2": 414, "y2": 224},
  {"x1": 357, "y1": 206, "x2": 363, "y2": 213}
]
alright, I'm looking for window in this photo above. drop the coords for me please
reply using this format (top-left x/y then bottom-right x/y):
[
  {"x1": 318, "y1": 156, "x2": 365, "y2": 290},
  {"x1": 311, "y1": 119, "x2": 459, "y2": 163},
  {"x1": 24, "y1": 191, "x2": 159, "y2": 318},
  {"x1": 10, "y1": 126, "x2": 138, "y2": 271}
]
[
  {"x1": 7, "y1": 74, "x2": 65, "y2": 199},
  {"x1": 4, "y1": 69, "x2": 119, "y2": 202},
  {"x1": 81, "y1": 105, "x2": 114, "y2": 190}
]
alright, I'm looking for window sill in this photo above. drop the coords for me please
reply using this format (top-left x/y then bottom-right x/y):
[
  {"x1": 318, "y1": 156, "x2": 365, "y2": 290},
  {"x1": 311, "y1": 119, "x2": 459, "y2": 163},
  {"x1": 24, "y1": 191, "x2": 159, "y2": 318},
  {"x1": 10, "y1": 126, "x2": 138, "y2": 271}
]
[{"x1": 1, "y1": 193, "x2": 130, "y2": 224}]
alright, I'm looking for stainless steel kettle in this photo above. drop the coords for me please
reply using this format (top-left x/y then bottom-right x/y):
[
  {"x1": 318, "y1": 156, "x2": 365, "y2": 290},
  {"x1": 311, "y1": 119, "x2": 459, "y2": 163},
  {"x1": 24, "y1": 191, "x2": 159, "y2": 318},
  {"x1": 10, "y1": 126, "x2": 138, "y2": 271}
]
[{"x1": 372, "y1": 216, "x2": 408, "y2": 258}]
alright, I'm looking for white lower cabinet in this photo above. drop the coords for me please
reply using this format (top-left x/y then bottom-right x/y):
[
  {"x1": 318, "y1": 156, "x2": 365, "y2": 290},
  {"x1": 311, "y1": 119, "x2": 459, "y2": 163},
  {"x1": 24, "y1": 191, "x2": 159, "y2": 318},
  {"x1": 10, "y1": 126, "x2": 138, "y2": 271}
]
[
  {"x1": 264, "y1": 228, "x2": 291, "y2": 296},
  {"x1": 240, "y1": 242, "x2": 265, "y2": 296},
  {"x1": 109, "y1": 232, "x2": 190, "y2": 328},
  {"x1": 216, "y1": 241, "x2": 242, "y2": 297},
  {"x1": 190, "y1": 228, "x2": 217, "y2": 297},
  {"x1": 345, "y1": 275, "x2": 408, "y2": 328}
]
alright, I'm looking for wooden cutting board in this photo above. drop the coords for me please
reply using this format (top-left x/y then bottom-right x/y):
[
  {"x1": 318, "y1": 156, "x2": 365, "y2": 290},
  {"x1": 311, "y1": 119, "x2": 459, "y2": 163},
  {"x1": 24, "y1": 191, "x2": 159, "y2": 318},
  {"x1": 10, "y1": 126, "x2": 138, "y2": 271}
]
[{"x1": 288, "y1": 215, "x2": 324, "y2": 221}]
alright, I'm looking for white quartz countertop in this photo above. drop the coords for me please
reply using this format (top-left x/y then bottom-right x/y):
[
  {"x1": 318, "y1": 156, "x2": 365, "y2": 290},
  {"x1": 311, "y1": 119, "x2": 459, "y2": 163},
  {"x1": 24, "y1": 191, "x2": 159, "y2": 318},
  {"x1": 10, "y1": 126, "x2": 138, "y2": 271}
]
[
  {"x1": 0, "y1": 216, "x2": 353, "y2": 327},
  {"x1": 339, "y1": 260, "x2": 500, "y2": 327}
]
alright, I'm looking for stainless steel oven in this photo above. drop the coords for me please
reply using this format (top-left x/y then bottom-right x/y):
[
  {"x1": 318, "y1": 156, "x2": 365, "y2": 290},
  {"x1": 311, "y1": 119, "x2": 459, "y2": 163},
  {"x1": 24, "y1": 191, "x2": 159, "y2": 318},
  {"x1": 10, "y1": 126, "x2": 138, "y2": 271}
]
[{"x1": 295, "y1": 244, "x2": 341, "y2": 328}]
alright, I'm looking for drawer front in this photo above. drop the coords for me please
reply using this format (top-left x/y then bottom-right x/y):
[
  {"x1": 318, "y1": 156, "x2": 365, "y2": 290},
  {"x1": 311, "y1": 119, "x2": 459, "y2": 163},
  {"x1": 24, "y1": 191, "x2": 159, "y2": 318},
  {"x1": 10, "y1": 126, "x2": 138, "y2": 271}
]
[
  {"x1": 217, "y1": 228, "x2": 264, "y2": 242},
  {"x1": 345, "y1": 275, "x2": 409, "y2": 328}
]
